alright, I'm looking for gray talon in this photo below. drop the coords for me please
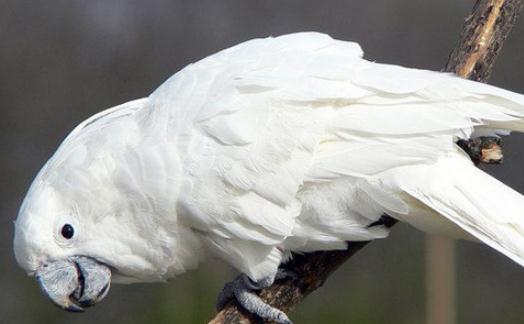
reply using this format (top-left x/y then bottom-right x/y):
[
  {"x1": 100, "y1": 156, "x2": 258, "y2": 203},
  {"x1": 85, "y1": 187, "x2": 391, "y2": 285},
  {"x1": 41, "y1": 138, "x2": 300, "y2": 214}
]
[
  {"x1": 215, "y1": 280, "x2": 236, "y2": 311},
  {"x1": 216, "y1": 273, "x2": 293, "y2": 324}
]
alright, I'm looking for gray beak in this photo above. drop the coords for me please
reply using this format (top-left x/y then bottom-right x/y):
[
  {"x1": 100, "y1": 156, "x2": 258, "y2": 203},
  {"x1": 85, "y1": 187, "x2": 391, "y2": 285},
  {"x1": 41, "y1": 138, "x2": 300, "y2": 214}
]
[{"x1": 35, "y1": 256, "x2": 111, "y2": 312}]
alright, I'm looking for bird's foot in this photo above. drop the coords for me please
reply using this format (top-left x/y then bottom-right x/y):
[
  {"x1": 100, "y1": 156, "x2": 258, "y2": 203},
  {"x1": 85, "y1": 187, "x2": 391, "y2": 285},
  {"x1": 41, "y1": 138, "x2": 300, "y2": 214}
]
[{"x1": 216, "y1": 269, "x2": 296, "y2": 324}]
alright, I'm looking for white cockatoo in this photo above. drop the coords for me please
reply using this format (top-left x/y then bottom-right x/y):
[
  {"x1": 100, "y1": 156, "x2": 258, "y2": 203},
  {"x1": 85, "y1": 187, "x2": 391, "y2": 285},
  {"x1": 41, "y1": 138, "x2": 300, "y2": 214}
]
[{"x1": 14, "y1": 32, "x2": 524, "y2": 323}]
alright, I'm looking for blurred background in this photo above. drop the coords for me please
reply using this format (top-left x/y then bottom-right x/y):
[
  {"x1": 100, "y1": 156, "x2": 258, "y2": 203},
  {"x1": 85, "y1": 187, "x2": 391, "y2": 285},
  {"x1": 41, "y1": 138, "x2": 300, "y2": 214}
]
[{"x1": 1, "y1": 1, "x2": 524, "y2": 323}]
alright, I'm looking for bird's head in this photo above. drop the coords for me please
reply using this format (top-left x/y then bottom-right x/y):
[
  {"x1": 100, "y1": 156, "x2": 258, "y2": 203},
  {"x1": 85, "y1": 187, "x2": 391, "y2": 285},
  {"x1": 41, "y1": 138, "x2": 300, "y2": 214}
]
[
  {"x1": 13, "y1": 165, "x2": 176, "y2": 311},
  {"x1": 13, "y1": 177, "x2": 114, "y2": 312},
  {"x1": 13, "y1": 163, "x2": 179, "y2": 311},
  {"x1": 13, "y1": 101, "x2": 191, "y2": 312},
  {"x1": 13, "y1": 151, "x2": 178, "y2": 312}
]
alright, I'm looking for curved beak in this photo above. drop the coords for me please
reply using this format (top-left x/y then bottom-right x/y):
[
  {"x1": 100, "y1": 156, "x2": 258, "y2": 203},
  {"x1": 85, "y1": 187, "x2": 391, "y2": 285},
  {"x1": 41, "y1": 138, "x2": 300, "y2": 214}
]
[{"x1": 35, "y1": 256, "x2": 111, "y2": 312}]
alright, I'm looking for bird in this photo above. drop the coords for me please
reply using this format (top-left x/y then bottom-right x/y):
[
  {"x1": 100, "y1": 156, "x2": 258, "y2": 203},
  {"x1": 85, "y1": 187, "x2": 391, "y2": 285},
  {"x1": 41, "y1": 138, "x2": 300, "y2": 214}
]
[{"x1": 13, "y1": 32, "x2": 524, "y2": 323}]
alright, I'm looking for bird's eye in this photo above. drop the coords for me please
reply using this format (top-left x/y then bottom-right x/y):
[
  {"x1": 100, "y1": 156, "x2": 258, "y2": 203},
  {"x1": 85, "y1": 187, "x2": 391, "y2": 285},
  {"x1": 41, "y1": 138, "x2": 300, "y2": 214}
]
[{"x1": 61, "y1": 224, "x2": 75, "y2": 239}]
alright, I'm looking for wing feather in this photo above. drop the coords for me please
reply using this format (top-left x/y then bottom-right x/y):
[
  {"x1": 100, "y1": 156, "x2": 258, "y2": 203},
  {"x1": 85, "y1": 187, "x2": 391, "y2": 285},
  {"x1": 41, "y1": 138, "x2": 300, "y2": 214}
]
[
  {"x1": 143, "y1": 32, "x2": 524, "y2": 278},
  {"x1": 384, "y1": 155, "x2": 524, "y2": 267}
]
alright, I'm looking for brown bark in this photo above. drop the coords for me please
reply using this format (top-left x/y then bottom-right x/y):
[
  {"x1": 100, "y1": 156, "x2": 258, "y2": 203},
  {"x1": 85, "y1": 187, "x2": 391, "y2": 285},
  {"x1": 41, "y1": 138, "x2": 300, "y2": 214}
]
[
  {"x1": 445, "y1": 0, "x2": 523, "y2": 80},
  {"x1": 210, "y1": 1, "x2": 523, "y2": 323}
]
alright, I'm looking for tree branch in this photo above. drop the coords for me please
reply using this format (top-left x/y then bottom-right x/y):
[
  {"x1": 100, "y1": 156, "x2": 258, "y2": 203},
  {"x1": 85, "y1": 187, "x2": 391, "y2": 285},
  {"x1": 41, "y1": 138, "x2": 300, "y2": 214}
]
[
  {"x1": 445, "y1": 0, "x2": 523, "y2": 80},
  {"x1": 209, "y1": 1, "x2": 523, "y2": 323}
]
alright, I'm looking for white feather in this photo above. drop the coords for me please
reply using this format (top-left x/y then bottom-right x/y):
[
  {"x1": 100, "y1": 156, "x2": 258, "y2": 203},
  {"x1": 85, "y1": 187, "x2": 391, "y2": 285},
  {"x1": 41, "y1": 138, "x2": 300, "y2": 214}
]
[
  {"x1": 381, "y1": 154, "x2": 524, "y2": 266},
  {"x1": 14, "y1": 32, "x2": 524, "y2": 283}
]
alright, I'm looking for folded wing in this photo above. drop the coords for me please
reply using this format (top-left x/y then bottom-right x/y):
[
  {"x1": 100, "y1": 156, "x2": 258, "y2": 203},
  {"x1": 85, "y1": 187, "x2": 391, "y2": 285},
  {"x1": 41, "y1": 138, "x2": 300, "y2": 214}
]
[{"x1": 146, "y1": 32, "x2": 524, "y2": 278}]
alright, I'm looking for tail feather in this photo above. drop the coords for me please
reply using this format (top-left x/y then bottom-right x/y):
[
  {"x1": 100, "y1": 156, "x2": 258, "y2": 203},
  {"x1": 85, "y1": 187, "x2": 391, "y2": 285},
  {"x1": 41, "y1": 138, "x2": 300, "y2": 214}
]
[{"x1": 385, "y1": 154, "x2": 524, "y2": 267}]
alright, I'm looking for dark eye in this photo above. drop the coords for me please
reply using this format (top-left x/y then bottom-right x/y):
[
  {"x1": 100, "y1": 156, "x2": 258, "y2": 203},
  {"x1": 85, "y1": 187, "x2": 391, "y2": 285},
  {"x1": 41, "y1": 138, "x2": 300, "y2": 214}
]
[{"x1": 61, "y1": 224, "x2": 74, "y2": 239}]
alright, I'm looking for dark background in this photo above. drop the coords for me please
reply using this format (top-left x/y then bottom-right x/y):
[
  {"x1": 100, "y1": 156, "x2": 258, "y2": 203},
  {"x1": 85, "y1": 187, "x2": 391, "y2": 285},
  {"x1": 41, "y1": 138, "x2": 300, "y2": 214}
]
[{"x1": 1, "y1": 1, "x2": 524, "y2": 323}]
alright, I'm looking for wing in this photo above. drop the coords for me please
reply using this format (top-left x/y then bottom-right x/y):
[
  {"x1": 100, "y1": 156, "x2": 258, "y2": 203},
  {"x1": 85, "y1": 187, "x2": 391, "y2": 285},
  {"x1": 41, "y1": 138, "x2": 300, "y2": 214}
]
[{"x1": 145, "y1": 32, "x2": 524, "y2": 279}]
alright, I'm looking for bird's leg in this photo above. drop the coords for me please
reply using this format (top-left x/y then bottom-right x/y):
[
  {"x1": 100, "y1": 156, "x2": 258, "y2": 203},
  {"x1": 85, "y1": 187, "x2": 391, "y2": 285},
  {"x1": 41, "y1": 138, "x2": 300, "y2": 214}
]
[{"x1": 216, "y1": 269, "x2": 296, "y2": 324}]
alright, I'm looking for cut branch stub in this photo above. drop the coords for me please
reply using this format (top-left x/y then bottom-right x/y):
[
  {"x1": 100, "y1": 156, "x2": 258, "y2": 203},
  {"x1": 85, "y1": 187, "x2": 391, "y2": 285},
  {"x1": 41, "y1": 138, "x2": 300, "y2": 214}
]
[{"x1": 457, "y1": 136, "x2": 503, "y2": 165}]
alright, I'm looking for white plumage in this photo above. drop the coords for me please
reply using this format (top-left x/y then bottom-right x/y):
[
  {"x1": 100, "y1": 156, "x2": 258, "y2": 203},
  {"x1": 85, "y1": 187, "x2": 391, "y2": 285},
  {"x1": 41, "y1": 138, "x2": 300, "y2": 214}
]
[{"x1": 14, "y1": 32, "x2": 524, "y2": 291}]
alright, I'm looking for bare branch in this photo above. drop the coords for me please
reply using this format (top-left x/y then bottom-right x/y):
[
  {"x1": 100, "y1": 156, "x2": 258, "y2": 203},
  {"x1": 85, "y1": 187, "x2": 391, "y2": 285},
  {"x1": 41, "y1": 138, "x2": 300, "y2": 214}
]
[
  {"x1": 210, "y1": 1, "x2": 523, "y2": 323},
  {"x1": 445, "y1": 0, "x2": 523, "y2": 80}
]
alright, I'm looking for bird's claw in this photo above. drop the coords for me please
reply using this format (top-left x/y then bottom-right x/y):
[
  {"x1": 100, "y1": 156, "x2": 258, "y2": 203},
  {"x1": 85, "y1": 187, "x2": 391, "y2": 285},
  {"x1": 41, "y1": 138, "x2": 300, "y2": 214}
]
[
  {"x1": 275, "y1": 268, "x2": 298, "y2": 281},
  {"x1": 215, "y1": 277, "x2": 237, "y2": 311},
  {"x1": 216, "y1": 271, "x2": 295, "y2": 324}
]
